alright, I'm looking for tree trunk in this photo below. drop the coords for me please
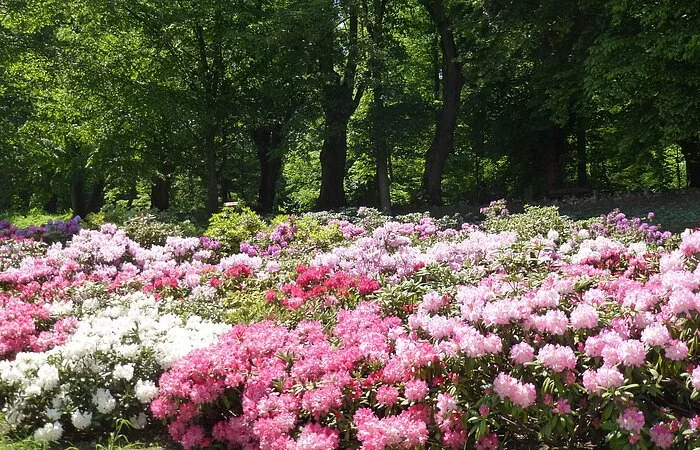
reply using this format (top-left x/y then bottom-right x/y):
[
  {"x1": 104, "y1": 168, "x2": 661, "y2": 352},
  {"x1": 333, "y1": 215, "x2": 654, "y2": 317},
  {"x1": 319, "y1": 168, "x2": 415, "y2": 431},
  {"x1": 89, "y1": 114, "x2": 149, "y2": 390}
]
[
  {"x1": 680, "y1": 139, "x2": 700, "y2": 188},
  {"x1": 316, "y1": 5, "x2": 362, "y2": 211},
  {"x1": 86, "y1": 177, "x2": 105, "y2": 213},
  {"x1": 420, "y1": 0, "x2": 464, "y2": 206},
  {"x1": 317, "y1": 106, "x2": 351, "y2": 210},
  {"x1": 372, "y1": 85, "x2": 391, "y2": 212},
  {"x1": 70, "y1": 166, "x2": 86, "y2": 218},
  {"x1": 204, "y1": 125, "x2": 219, "y2": 214},
  {"x1": 577, "y1": 128, "x2": 589, "y2": 187},
  {"x1": 365, "y1": 0, "x2": 391, "y2": 212},
  {"x1": 150, "y1": 175, "x2": 171, "y2": 211},
  {"x1": 125, "y1": 182, "x2": 137, "y2": 208},
  {"x1": 44, "y1": 194, "x2": 58, "y2": 214},
  {"x1": 543, "y1": 125, "x2": 567, "y2": 195},
  {"x1": 253, "y1": 125, "x2": 284, "y2": 213}
]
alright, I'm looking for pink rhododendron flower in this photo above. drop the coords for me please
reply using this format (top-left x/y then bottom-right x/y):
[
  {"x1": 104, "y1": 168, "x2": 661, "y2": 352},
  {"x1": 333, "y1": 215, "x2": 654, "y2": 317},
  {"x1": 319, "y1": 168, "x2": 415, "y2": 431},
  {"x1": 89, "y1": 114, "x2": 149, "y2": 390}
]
[
  {"x1": 617, "y1": 407, "x2": 645, "y2": 434},
  {"x1": 649, "y1": 423, "x2": 674, "y2": 449},
  {"x1": 493, "y1": 373, "x2": 536, "y2": 408},
  {"x1": 292, "y1": 423, "x2": 339, "y2": 450},
  {"x1": 552, "y1": 398, "x2": 571, "y2": 415},
  {"x1": 354, "y1": 406, "x2": 429, "y2": 449},
  {"x1": 537, "y1": 344, "x2": 577, "y2": 372},
  {"x1": 569, "y1": 303, "x2": 599, "y2": 329},
  {"x1": 640, "y1": 323, "x2": 671, "y2": 347},
  {"x1": 375, "y1": 386, "x2": 399, "y2": 406},
  {"x1": 664, "y1": 340, "x2": 689, "y2": 361},
  {"x1": 691, "y1": 366, "x2": 700, "y2": 391},
  {"x1": 510, "y1": 342, "x2": 535, "y2": 365},
  {"x1": 404, "y1": 380, "x2": 429, "y2": 402},
  {"x1": 582, "y1": 366, "x2": 624, "y2": 393}
]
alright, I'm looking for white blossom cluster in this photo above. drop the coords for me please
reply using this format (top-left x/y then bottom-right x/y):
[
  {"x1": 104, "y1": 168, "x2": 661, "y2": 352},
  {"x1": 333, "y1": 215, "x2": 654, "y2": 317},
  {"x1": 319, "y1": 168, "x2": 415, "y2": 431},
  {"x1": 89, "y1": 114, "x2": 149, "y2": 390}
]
[{"x1": 0, "y1": 292, "x2": 229, "y2": 442}]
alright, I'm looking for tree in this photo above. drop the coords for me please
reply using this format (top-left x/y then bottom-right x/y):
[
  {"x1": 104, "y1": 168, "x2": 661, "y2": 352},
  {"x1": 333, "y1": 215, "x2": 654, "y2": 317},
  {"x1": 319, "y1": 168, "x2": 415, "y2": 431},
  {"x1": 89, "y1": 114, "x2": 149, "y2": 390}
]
[
  {"x1": 315, "y1": 0, "x2": 366, "y2": 210},
  {"x1": 419, "y1": 0, "x2": 463, "y2": 206}
]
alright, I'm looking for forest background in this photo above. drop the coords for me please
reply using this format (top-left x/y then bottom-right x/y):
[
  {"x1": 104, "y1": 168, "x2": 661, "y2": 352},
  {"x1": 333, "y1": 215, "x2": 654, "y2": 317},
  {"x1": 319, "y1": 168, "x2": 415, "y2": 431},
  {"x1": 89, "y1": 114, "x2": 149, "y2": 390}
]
[{"x1": 1, "y1": 0, "x2": 698, "y2": 221}]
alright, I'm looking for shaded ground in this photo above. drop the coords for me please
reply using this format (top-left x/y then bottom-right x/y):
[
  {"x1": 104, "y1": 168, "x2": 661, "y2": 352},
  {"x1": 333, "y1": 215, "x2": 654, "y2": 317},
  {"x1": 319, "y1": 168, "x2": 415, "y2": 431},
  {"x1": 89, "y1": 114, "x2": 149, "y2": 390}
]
[
  {"x1": 422, "y1": 188, "x2": 700, "y2": 233},
  {"x1": 540, "y1": 188, "x2": 700, "y2": 232}
]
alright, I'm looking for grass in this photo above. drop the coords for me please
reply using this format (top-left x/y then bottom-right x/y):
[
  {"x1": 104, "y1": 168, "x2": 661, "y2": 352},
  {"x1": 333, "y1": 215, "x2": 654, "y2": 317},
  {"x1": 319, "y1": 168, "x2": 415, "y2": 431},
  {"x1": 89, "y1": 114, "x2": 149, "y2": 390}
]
[
  {"x1": 0, "y1": 415, "x2": 169, "y2": 450},
  {"x1": 0, "y1": 210, "x2": 74, "y2": 228}
]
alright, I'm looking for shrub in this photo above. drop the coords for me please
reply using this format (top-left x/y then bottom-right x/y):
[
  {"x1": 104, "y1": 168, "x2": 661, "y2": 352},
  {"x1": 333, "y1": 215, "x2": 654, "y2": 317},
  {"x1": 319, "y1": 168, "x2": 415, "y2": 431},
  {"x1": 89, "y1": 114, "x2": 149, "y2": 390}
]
[
  {"x1": 481, "y1": 201, "x2": 572, "y2": 241},
  {"x1": 204, "y1": 206, "x2": 265, "y2": 254},
  {"x1": 85, "y1": 205, "x2": 199, "y2": 248},
  {"x1": 0, "y1": 217, "x2": 81, "y2": 245},
  {"x1": 0, "y1": 292, "x2": 228, "y2": 442}
]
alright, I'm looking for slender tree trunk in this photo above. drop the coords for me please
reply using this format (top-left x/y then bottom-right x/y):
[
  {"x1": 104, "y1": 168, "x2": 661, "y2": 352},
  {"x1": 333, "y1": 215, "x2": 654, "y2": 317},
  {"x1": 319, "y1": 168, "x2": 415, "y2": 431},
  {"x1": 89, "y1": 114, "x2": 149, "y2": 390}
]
[
  {"x1": 70, "y1": 166, "x2": 86, "y2": 218},
  {"x1": 150, "y1": 175, "x2": 171, "y2": 211},
  {"x1": 87, "y1": 177, "x2": 105, "y2": 213},
  {"x1": 372, "y1": 85, "x2": 391, "y2": 212},
  {"x1": 125, "y1": 182, "x2": 137, "y2": 208},
  {"x1": 420, "y1": 0, "x2": 464, "y2": 206},
  {"x1": 577, "y1": 128, "x2": 589, "y2": 187},
  {"x1": 204, "y1": 125, "x2": 219, "y2": 214},
  {"x1": 253, "y1": 125, "x2": 284, "y2": 213},
  {"x1": 680, "y1": 139, "x2": 700, "y2": 188}
]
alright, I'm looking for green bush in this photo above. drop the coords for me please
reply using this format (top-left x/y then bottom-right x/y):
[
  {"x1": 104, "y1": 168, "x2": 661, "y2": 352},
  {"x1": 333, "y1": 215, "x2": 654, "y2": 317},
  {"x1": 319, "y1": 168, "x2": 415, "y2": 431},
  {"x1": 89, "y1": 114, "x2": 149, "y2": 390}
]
[
  {"x1": 204, "y1": 206, "x2": 266, "y2": 254},
  {"x1": 85, "y1": 205, "x2": 199, "y2": 247},
  {"x1": 482, "y1": 203, "x2": 572, "y2": 241}
]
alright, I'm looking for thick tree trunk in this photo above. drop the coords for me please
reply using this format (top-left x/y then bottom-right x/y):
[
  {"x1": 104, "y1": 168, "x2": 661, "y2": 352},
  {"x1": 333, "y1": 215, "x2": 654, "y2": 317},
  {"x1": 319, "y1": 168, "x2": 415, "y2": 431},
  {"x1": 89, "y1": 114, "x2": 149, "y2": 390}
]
[
  {"x1": 44, "y1": 194, "x2": 58, "y2": 214},
  {"x1": 70, "y1": 167, "x2": 86, "y2": 218},
  {"x1": 680, "y1": 139, "x2": 700, "y2": 188},
  {"x1": 420, "y1": 0, "x2": 464, "y2": 206},
  {"x1": 577, "y1": 128, "x2": 589, "y2": 188},
  {"x1": 318, "y1": 106, "x2": 351, "y2": 210},
  {"x1": 316, "y1": 6, "x2": 362, "y2": 211},
  {"x1": 150, "y1": 175, "x2": 171, "y2": 211},
  {"x1": 86, "y1": 177, "x2": 105, "y2": 213},
  {"x1": 253, "y1": 126, "x2": 284, "y2": 213},
  {"x1": 366, "y1": 0, "x2": 391, "y2": 212},
  {"x1": 543, "y1": 125, "x2": 567, "y2": 195}
]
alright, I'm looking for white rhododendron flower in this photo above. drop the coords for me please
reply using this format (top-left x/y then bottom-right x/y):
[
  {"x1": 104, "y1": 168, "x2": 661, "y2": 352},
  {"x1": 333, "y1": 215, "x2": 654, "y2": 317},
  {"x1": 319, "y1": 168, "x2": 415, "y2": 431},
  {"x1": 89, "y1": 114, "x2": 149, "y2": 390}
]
[
  {"x1": 70, "y1": 410, "x2": 92, "y2": 430},
  {"x1": 33, "y1": 422, "x2": 63, "y2": 442}
]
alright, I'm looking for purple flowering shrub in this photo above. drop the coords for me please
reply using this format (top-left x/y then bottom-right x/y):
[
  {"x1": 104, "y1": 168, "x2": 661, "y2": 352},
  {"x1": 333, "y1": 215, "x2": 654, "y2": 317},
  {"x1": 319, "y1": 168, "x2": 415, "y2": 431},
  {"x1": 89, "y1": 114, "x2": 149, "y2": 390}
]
[
  {"x1": 588, "y1": 209, "x2": 673, "y2": 245},
  {"x1": 0, "y1": 216, "x2": 81, "y2": 245}
]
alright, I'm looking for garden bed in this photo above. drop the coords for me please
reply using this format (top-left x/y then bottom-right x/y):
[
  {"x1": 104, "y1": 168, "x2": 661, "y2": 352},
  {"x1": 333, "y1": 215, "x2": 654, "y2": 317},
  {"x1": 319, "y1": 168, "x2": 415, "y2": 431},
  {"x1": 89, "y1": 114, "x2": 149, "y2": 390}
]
[{"x1": 1, "y1": 203, "x2": 700, "y2": 449}]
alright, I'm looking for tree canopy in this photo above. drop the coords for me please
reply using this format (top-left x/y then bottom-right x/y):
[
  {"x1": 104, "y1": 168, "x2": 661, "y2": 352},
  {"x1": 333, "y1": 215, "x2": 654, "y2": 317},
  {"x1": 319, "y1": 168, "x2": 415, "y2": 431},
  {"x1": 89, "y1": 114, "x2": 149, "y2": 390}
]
[{"x1": 1, "y1": 0, "x2": 698, "y2": 215}]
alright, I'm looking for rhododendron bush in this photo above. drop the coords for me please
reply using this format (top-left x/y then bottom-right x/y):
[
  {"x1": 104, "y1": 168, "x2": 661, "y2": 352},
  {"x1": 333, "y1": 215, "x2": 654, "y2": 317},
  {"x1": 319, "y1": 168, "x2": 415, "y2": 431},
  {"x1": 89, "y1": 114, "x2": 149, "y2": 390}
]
[{"x1": 1, "y1": 205, "x2": 700, "y2": 449}]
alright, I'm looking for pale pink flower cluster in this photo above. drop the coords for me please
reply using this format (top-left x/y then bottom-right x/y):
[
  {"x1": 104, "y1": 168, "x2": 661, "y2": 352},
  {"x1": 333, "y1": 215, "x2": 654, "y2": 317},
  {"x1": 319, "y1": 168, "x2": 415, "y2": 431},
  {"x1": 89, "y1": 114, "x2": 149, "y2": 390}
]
[
  {"x1": 691, "y1": 366, "x2": 700, "y2": 391},
  {"x1": 569, "y1": 303, "x2": 599, "y2": 329},
  {"x1": 536, "y1": 344, "x2": 577, "y2": 372},
  {"x1": 509, "y1": 342, "x2": 535, "y2": 365},
  {"x1": 617, "y1": 407, "x2": 645, "y2": 433},
  {"x1": 492, "y1": 373, "x2": 536, "y2": 408},
  {"x1": 649, "y1": 423, "x2": 674, "y2": 448},
  {"x1": 582, "y1": 366, "x2": 624, "y2": 393}
]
